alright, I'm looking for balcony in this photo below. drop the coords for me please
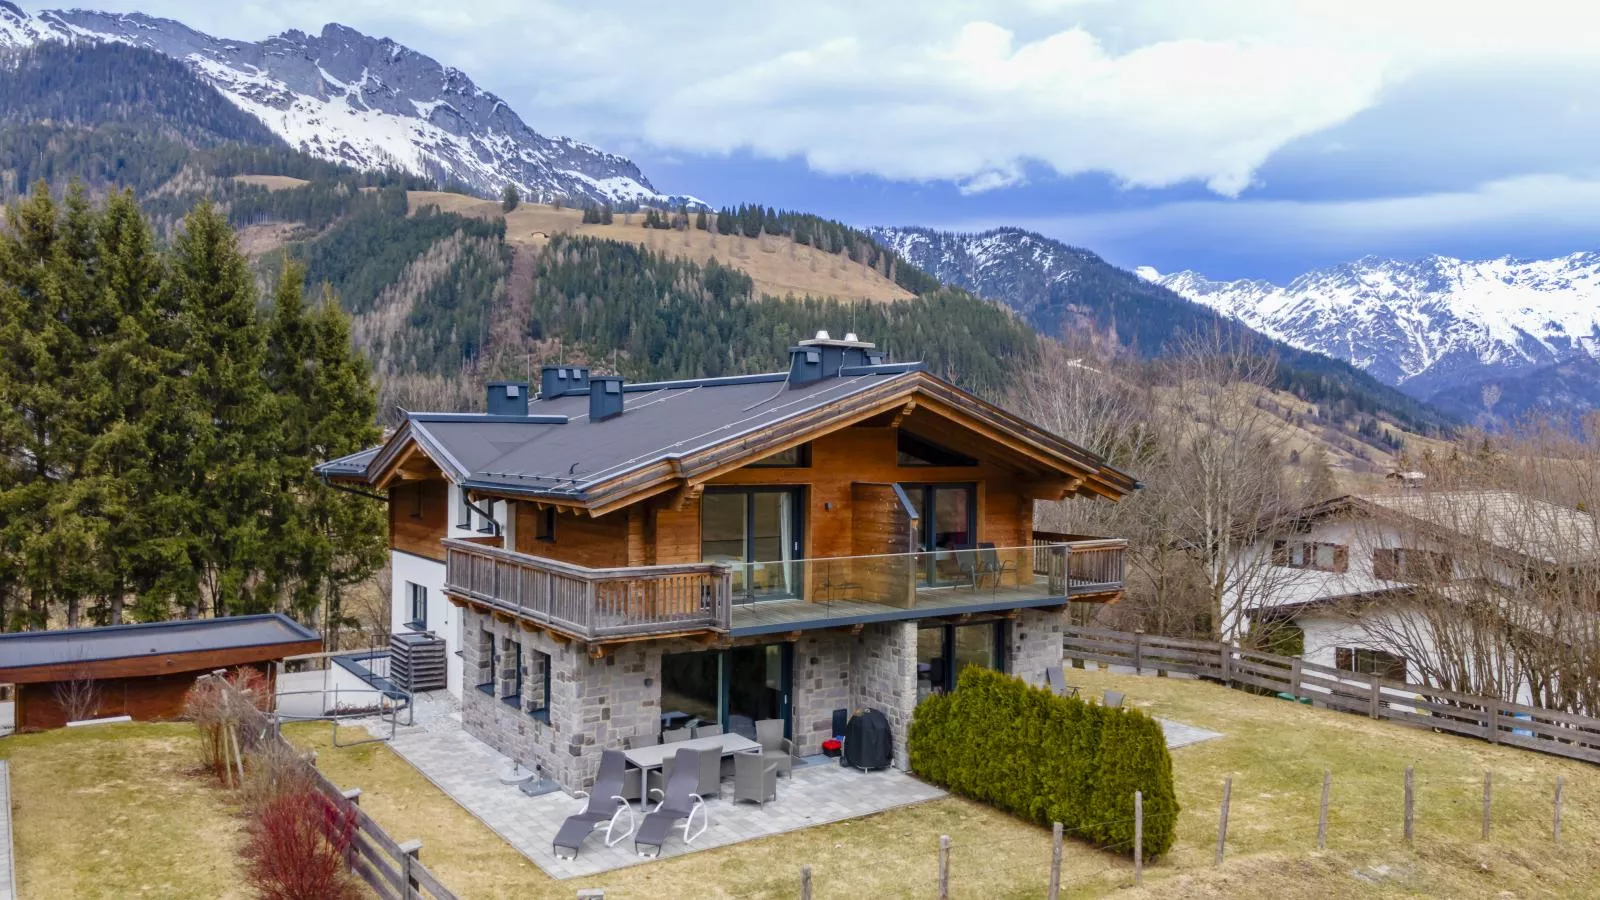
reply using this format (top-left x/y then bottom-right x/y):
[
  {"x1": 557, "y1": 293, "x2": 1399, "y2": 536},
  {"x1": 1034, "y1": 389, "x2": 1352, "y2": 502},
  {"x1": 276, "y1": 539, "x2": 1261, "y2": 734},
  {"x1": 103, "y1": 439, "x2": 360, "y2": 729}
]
[{"x1": 442, "y1": 534, "x2": 1125, "y2": 642}]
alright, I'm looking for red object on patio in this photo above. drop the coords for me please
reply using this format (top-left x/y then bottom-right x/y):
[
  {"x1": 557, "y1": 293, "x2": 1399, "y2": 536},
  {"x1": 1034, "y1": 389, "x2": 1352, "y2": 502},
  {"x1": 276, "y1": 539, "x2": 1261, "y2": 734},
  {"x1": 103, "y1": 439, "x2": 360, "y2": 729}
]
[{"x1": 821, "y1": 738, "x2": 842, "y2": 758}]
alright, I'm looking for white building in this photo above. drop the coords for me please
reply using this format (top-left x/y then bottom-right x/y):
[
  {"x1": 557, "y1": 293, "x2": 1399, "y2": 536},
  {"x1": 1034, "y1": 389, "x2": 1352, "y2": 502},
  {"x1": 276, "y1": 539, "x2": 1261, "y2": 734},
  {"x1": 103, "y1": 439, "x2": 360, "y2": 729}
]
[{"x1": 1231, "y1": 490, "x2": 1598, "y2": 703}]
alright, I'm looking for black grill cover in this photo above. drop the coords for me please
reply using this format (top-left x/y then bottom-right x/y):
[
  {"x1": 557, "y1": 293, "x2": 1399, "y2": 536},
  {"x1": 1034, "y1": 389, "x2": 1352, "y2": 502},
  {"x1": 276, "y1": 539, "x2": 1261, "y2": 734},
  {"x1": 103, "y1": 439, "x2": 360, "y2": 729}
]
[{"x1": 842, "y1": 708, "x2": 892, "y2": 770}]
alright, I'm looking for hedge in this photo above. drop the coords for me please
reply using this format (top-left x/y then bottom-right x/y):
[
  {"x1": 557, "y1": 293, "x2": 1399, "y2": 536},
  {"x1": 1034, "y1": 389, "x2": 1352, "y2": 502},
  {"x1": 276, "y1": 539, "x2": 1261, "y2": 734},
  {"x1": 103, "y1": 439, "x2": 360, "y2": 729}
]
[{"x1": 907, "y1": 667, "x2": 1178, "y2": 857}]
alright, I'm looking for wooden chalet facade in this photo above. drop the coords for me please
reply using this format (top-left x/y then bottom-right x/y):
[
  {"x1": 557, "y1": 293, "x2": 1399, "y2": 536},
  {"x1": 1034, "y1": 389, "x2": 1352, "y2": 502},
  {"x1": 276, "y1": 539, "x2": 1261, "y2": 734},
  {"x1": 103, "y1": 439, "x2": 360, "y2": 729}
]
[{"x1": 318, "y1": 335, "x2": 1135, "y2": 789}]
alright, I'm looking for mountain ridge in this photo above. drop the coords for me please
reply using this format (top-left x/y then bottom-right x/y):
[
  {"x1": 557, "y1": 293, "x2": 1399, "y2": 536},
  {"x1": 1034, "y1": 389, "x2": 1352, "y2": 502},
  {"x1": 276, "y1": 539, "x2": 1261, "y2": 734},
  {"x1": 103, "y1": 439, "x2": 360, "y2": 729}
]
[{"x1": 0, "y1": 3, "x2": 691, "y2": 206}]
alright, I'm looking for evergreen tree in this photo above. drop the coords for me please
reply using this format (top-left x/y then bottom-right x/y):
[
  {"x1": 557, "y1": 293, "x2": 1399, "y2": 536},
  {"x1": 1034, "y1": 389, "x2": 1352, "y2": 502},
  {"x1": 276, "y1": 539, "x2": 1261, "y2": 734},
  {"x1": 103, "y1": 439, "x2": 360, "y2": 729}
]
[
  {"x1": 170, "y1": 201, "x2": 275, "y2": 617},
  {"x1": 501, "y1": 184, "x2": 520, "y2": 213},
  {"x1": 694, "y1": 208, "x2": 708, "y2": 231}
]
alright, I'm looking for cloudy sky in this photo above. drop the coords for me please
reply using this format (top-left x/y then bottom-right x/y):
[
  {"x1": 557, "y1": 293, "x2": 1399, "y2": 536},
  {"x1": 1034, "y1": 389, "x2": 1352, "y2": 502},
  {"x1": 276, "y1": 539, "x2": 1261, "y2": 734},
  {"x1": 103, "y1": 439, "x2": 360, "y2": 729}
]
[{"x1": 47, "y1": 0, "x2": 1600, "y2": 279}]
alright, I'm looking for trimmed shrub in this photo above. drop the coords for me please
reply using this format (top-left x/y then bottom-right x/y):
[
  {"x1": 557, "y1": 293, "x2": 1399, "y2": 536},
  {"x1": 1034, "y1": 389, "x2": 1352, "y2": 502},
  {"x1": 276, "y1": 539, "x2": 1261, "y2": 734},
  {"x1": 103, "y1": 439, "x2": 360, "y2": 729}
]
[
  {"x1": 242, "y1": 790, "x2": 360, "y2": 900},
  {"x1": 241, "y1": 739, "x2": 320, "y2": 815},
  {"x1": 908, "y1": 667, "x2": 1178, "y2": 858}
]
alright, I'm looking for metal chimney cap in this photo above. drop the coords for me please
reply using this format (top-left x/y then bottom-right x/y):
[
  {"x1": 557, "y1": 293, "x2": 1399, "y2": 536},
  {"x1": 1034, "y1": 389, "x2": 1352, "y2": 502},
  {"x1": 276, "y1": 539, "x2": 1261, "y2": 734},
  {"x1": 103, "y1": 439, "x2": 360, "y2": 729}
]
[
  {"x1": 814, "y1": 329, "x2": 831, "y2": 341},
  {"x1": 844, "y1": 332, "x2": 859, "y2": 342}
]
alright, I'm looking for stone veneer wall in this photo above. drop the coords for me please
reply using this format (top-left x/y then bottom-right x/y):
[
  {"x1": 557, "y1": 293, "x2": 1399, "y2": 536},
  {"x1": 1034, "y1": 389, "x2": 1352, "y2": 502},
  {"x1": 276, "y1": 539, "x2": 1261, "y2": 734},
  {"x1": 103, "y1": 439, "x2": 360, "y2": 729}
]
[
  {"x1": 1008, "y1": 607, "x2": 1066, "y2": 686},
  {"x1": 849, "y1": 621, "x2": 918, "y2": 769},
  {"x1": 790, "y1": 630, "x2": 853, "y2": 755}
]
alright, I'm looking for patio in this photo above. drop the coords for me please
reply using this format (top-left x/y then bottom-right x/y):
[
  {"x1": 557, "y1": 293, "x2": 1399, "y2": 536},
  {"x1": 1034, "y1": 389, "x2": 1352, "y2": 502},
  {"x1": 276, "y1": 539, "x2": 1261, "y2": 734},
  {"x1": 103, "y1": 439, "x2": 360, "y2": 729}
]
[{"x1": 373, "y1": 700, "x2": 946, "y2": 879}]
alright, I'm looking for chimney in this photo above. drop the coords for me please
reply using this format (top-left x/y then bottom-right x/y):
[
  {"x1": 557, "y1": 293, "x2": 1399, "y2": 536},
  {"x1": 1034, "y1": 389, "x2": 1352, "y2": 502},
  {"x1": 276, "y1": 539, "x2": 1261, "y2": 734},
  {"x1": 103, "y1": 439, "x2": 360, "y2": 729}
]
[
  {"x1": 486, "y1": 380, "x2": 530, "y2": 416},
  {"x1": 588, "y1": 375, "x2": 624, "y2": 421},
  {"x1": 539, "y1": 365, "x2": 590, "y2": 400},
  {"x1": 788, "y1": 331, "x2": 880, "y2": 386}
]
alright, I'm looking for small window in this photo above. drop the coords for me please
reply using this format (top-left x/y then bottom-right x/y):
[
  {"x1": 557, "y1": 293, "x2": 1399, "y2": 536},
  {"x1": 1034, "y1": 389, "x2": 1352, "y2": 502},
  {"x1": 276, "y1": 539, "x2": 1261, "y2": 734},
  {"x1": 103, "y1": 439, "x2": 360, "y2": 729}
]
[
  {"x1": 1271, "y1": 540, "x2": 1348, "y2": 573},
  {"x1": 408, "y1": 484, "x2": 423, "y2": 519},
  {"x1": 1372, "y1": 547, "x2": 1451, "y2": 582},
  {"x1": 526, "y1": 649, "x2": 552, "y2": 723},
  {"x1": 405, "y1": 582, "x2": 427, "y2": 630},
  {"x1": 502, "y1": 637, "x2": 522, "y2": 708},
  {"x1": 1336, "y1": 647, "x2": 1407, "y2": 682},
  {"x1": 477, "y1": 498, "x2": 497, "y2": 534},
  {"x1": 457, "y1": 488, "x2": 473, "y2": 530},
  {"x1": 535, "y1": 507, "x2": 556, "y2": 543},
  {"x1": 897, "y1": 431, "x2": 976, "y2": 467},
  {"x1": 748, "y1": 443, "x2": 810, "y2": 468}
]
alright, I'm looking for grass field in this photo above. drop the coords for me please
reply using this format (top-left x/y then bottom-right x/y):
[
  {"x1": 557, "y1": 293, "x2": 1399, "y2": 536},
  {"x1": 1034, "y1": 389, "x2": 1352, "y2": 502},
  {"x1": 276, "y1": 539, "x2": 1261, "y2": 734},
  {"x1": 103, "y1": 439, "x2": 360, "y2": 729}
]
[
  {"x1": 5, "y1": 667, "x2": 1596, "y2": 899},
  {"x1": 0, "y1": 723, "x2": 249, "y2": 899},
  {"x1": 403, "y1": 191, "x2": 915, "y2": 306}
]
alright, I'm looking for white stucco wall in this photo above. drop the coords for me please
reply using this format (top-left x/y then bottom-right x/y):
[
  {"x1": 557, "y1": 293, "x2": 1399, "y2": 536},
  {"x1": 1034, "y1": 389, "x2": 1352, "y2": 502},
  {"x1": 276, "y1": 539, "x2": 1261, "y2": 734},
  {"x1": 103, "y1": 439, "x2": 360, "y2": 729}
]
[{"x1": 391, "y1": 550, "x2": 458, "y2": 696}]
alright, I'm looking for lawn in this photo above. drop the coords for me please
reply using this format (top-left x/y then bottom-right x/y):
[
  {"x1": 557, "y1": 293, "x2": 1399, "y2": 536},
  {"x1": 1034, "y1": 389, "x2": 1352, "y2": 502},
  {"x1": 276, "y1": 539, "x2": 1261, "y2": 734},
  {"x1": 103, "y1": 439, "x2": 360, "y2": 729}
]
[
  {"x1": 0, "y1": 722, "x2": 249, "y2": 899},
  {"x1": 5, "y1": 668, "x2": 1597, "y2": 899},
  {"x1": 286, "y1": 667, "x2": 1600, "y2": 899}
]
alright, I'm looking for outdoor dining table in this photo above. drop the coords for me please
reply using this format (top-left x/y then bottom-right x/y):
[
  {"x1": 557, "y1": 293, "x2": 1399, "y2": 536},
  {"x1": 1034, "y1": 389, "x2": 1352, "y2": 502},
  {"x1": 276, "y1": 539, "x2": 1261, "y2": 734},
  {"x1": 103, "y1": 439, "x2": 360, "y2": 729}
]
[{"x1": 622, "y1": 733, "x2": 760, "y2": 804}]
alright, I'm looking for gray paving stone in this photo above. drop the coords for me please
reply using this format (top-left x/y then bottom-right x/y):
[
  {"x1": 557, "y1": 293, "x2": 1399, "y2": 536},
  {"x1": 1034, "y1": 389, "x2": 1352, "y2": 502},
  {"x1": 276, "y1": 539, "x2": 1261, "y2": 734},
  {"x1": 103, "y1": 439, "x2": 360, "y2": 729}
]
[{"x1": 380, "y1": 723, "x2": 945, "y2": 879}]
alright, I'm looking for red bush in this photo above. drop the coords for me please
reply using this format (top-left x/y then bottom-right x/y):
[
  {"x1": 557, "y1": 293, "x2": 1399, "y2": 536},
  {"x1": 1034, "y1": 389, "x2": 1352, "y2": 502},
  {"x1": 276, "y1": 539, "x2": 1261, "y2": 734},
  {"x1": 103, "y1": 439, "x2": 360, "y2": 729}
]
[{"x1": 242, "y1": 790, "x2": 360, "y2": 900}]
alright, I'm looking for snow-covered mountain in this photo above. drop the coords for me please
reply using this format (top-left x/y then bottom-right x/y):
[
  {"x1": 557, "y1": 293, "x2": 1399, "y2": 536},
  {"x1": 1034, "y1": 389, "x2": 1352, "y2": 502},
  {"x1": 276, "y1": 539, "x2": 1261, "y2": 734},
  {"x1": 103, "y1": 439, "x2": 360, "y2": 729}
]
[
  {"x1": 1145, "y1": 254, "x2": 1600, "y2": 419},
  {"x1": 0, "y1": 3, "x2": 685, "y2": 205}
]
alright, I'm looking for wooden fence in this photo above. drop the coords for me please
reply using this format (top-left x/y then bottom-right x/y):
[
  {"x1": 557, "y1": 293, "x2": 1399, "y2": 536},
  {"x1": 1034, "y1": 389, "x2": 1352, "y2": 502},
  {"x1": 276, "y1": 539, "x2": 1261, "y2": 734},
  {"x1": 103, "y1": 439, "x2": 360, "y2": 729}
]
[{"x1": 1063, "y1": 626, "x2": 1600, "y2": 766}]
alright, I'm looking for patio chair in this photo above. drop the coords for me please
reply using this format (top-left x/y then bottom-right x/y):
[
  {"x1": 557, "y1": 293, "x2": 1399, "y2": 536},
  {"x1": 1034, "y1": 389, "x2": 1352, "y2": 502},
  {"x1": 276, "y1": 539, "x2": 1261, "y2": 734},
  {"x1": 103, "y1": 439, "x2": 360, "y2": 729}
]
[
  {"x1": 695, "y1": 722, "x2": 723, "y2": 738},
  {"x1": 1102, "y1": 690, "x2": 1124, "y2": 708},
  {"x1": 636, "y1": 748, "x2": 710, "y2": 858},
  {"x1": 552, "y1": 750, "x2": 636, "y2": 860},
  {"x1": 734, "y1": 749, "x2": 780, "y2": 806},
  {"x1": 1044, "y1": 666, "x2": 1079, "y2": 698},
  {"x1": 648, "y1": 741, "x2": 724, "y2": 798},
  {"x1": 663, "y1": 727, "x2": 692, "y2": 743},
  {"x1": 975, "y1": 542, "x2": 1016, "y2": 590},
  {"x1": 623, "y1": 734, "x2": 660, "y2": 799},
  {"x1": 754, "y1": 718, "x2": 794, "y2": 778}
]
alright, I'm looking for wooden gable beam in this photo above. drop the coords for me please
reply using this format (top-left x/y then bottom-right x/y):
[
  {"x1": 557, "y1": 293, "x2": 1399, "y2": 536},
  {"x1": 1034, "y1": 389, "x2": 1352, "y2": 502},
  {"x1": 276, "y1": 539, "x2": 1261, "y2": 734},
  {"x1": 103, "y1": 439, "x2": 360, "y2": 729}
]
[
  {"x1": 1022, "y1": 478, "x2": 1084, "y2": 502},
  {"x1": 890, "y1": 400, "x2": 917, "y2": 429}
]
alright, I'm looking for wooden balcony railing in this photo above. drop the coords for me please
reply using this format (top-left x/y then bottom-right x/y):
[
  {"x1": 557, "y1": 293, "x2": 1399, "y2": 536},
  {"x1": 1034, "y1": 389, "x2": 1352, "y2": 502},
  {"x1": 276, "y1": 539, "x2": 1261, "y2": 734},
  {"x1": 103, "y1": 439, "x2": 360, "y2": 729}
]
[
  {"x1": 442, "y1": 539, "x2": 733, "y2": 640},
  {"x1": 1032, "y1": 532, "x2": 1127, "y2": 595}
]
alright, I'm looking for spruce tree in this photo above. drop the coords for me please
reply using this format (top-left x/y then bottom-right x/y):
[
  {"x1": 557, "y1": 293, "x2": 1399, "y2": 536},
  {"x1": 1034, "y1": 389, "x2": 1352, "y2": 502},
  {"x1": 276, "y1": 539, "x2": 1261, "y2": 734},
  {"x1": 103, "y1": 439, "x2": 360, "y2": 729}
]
[{"x1": 170, "y1": 201, "x2": 274, "y2": 617}]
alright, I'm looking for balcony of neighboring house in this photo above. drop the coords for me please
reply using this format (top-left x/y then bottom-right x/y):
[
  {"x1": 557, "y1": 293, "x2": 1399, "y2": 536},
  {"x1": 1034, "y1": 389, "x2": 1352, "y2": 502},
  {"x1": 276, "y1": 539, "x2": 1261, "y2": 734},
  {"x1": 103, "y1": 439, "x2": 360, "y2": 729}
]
[{"x1": 441, "y1": 532, "x2": 1126, "y2": 643}]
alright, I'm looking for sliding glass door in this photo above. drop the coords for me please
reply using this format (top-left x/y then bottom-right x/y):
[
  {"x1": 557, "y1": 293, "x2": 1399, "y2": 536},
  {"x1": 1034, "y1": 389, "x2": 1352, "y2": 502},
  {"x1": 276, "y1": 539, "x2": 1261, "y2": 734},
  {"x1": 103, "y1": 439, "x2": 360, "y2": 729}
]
[
  {"x1": 702, "y1": 487, "x2": 804, "y2": 602},
  {"x1": 660, "y1": 643, "x2": 793, "y2": 740},
  {"x1": 901, "y1": 484, "x2": 977, "y2": 586}
]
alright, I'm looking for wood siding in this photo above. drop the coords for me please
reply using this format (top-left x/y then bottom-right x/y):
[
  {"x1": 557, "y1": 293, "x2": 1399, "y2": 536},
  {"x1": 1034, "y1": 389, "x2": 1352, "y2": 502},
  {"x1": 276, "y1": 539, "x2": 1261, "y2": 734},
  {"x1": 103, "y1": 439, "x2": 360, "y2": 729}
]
[
  {"x1": 390, "y1": 480, "x2": 451, "y2": 562},
  {"x1": 512, "y1": 504, "x2": 630, "y2": 568},
  {"x1": 14, "y1": 659, "x2": 294, "y2": 731}
]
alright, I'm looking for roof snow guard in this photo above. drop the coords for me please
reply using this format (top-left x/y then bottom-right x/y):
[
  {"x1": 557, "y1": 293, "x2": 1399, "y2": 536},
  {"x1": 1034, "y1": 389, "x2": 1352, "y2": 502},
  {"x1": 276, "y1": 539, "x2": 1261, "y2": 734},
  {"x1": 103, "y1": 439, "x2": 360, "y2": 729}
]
[{"x1": 322, "y1": 347, "x2": 1139, "y2": 513}]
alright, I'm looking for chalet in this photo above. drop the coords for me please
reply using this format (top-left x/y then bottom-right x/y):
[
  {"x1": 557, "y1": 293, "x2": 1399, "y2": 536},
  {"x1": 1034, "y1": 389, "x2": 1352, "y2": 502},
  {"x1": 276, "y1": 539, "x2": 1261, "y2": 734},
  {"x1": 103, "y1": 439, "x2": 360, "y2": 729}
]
[
  {"x1": 317, "y1": 335, "x2": 1136, "y2": 791},
  {"x1": 1235, "y1": 490, "x2": 1598, "y2": 700}
]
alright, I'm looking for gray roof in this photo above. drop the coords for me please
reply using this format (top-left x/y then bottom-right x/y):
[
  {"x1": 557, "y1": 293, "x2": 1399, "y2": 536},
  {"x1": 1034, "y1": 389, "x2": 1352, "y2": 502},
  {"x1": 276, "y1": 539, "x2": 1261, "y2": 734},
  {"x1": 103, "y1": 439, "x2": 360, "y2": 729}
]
[
  {"x1": 315, "y1": 446, "x2": 380, "y2": 478},
  {"x1": 1362, "y1": 490, "x2": 1599, "y2": 565},
  {"x1": 0, "y1": 613, "x2": 320, "y2": 670}
]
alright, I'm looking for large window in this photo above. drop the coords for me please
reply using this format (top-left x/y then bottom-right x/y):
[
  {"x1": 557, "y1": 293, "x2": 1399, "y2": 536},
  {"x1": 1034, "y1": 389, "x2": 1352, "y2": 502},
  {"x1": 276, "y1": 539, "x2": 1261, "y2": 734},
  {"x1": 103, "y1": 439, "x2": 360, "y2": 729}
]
[
  {"x1": 1272, "y1": 540, "x2": 1348, "y2": 573},
  {"x1": 502, "y1": 637, "x2": 523, "y2": 708},
  {"x1": 526, "y1": 650, "x2": 551, "y2": 722},
  {"x1": 701, "y1": 488, "x2": 803, "y2": 601},
  {"x1": 405, "y1": 582, "x2": 427, "y2": 630},
  {"x1": 475, "y1": 627, "x2": 496, "y2": 695},
  {"x1": 897, "y1": 431, "x2": 977, "y2": 467},
  {"x1": 660, "y1": 644, "x2": 792, "y2": 740},
  {"x1": 902, "y1": 484, "x2": 977, "y2": 585},
  {"x1": 917, "y1": 620, "x2": 1006, "y2": 701},
  {"x1": 1336, "y1": 647, "x2": 1407, "y2": 682},
  {"x1": 457, "y1": 488, "x2": 473, "y2": 530},
  {"x1": 1372, "y1": 548, "x2": 1452, "y2": 582}
]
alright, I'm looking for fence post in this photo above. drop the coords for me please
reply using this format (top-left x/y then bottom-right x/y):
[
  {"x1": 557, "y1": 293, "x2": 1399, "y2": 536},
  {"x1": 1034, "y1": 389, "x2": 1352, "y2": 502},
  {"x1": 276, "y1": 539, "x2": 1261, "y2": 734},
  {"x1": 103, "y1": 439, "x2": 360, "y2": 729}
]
[
  {"x1": 800, "y1": 864, "x2": 813, "y2": 900},
  {"x1": 938, "y1": 835, "x2": 950, "y2": 900},
  {"x1": 342, "y1": 787, "x2": 363, "y2": 807},
  {"x1": 1482, "y1": 771, "x2": 1491, "y2": 841},
  {"x1": 1133, "y1": 629, "x2": 1144, "y2": 675},
  {"x1": 398, "y1": 839, "x2": 423, "y2": 899},
  {"x1": 1134, "y1": 790, "x2": 1144, "y2": 886},
  {"x1": 1289, "y1": 659, "x2": 1302, "y2": 699},
  {"x1": 1368, "y1": 680, "x2": 1382, "y2": 719},
  {"x1": 1317, "y1": 770, "x2": 1330, "y2": 851},
  {"x1": 1048, "y1": 822, "x2": 1063, "y2": 900},
  {"x1": 1554, "y1": 776, "x2": 1564, "y2": 845},
  {"x1": 1219, "y1": 644, "x2": 1231, "y2": 687},
  {"x1": 1403, "y1": 767, "x2": 1414, "y2": 846},
  {"x1": 1215, "y1": 777, "x2": 1231, "y2": 865},
  {"x1": 1486, "y1": 703, "x2": 1500, "y2": 744}
]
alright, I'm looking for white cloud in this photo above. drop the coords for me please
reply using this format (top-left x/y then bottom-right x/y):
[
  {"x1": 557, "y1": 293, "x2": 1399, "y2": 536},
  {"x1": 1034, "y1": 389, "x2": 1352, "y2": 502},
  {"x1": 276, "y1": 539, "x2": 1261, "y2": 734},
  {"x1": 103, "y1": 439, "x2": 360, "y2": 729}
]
[{"x1": 62, "y1": 1, "x2": 1600, "y2": 196}]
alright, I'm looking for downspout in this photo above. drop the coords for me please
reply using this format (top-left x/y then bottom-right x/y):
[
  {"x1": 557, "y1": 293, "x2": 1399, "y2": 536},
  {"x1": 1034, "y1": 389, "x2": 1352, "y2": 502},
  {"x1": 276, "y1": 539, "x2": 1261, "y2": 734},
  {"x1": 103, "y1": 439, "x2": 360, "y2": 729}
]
[{"x1": 463, "y1": 492, "x2": 503, "y2": 537}]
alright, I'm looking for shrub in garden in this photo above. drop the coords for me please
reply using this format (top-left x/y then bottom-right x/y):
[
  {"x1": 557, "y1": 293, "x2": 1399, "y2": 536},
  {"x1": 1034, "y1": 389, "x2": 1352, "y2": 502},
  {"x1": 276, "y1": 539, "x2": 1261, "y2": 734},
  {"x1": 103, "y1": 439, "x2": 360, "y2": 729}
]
[
  {"x1": 242, "y1": 790, "x2": 360, "y2": 900},
  {"x1": 242, "y1": 739, "x2": 320, "y2": 815},
  {"x1": 184, "y1": 667, "x2": 272, "y2": 782},
  {"x1": 908, "y1": 667, "x2": 1178, "y2": 858}
]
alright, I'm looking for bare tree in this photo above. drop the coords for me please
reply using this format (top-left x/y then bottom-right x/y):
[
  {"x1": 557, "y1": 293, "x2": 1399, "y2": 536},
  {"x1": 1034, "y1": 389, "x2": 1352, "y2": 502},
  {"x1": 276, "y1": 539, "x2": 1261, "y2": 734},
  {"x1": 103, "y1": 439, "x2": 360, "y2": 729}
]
[{"x1": 54, "y1": 665, "x2": 101, "y2": 722}]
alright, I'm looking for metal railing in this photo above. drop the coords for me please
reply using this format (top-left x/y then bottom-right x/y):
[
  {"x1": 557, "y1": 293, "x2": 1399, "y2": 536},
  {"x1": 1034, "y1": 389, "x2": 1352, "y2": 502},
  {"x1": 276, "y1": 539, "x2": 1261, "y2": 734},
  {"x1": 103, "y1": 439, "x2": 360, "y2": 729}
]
[{"x1": 443, "y1": 538, "x2": 734, "y2": 639}]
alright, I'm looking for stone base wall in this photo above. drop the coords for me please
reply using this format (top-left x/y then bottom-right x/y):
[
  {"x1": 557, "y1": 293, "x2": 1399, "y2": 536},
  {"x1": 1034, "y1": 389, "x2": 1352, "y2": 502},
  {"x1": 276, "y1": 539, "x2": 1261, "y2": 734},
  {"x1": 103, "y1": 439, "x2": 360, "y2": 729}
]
[
  {"x1": 849, "y1": 621, "x2": 918, "y2": 769},
  {"x1": 1008, "y1": 607, "x2": 1066, "y2": 686},
  {"x1": 791, "y1": 631, "x2": 852, "y2": 755}
]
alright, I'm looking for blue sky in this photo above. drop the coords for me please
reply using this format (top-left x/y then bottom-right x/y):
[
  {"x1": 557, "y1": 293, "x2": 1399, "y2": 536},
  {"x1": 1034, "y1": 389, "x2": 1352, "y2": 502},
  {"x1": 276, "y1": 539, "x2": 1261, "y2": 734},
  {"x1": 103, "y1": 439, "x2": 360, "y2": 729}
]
[{"x1": 54, "y1": 1, "x2": 1600, "y2": 280}]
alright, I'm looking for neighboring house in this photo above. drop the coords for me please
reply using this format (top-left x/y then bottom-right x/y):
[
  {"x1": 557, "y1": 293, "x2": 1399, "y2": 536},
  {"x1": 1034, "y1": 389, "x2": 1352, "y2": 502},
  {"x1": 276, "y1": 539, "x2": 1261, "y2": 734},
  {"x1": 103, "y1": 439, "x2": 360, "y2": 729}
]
[
  {"x1": 316, "y1": 334, "x2": 1135, "y2": 791},
  {"x1": 1236, "y1": 490, "x2": 1599, "y2": 700}
]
